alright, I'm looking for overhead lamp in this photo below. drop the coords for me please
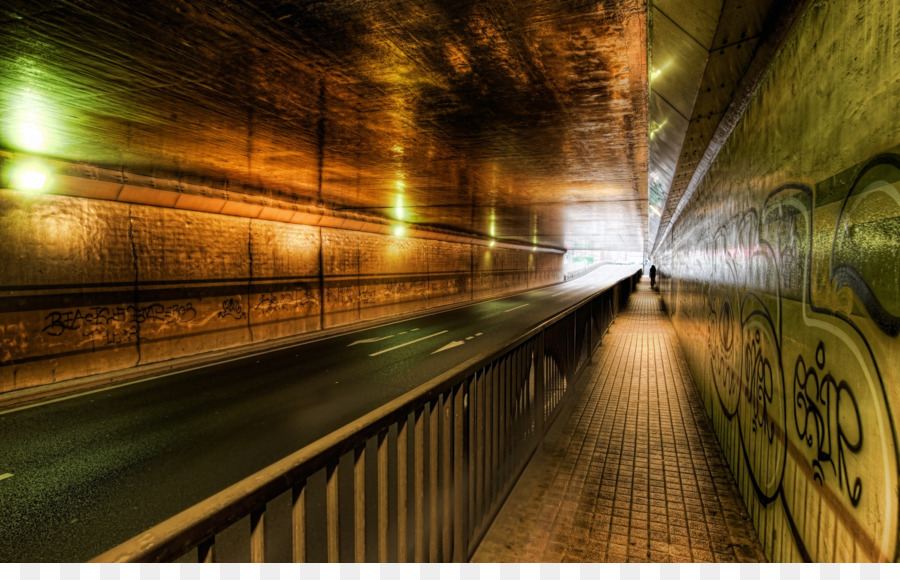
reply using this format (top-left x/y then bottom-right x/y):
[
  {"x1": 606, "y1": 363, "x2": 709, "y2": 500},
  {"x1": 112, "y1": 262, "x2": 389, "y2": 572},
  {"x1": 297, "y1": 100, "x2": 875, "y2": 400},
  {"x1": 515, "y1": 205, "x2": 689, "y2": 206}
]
[
  {"x1": 18, "y1": 122, "x2": 45, "y2": 151},
  {"x1": 9, "y1": 162, "x2": 50, "y2": 192}
]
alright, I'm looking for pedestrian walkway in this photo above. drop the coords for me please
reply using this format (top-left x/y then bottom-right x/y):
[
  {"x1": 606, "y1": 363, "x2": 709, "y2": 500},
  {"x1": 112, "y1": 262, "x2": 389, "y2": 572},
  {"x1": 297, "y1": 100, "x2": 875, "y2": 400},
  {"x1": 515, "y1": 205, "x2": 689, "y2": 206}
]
[{"x1": 471, "y1": 280, "x2": 766, "y2": 563}]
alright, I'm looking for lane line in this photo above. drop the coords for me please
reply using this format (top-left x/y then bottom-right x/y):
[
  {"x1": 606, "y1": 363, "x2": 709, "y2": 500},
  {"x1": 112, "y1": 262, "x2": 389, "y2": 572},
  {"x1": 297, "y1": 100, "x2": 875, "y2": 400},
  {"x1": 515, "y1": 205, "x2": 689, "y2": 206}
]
[
  {"x1": 348, "y1": 335, "x2": 395, "y2": 347},
  {"x1": 369, "y1": 331, "x2": 448, "y2": 357},
  {"x1": 551, "y1": 292, "x2": 565, "y2": 297},
  {"x1": 0, "y1": 473, "x2": 13, "y2": 482},
  {"x1": 504, "y1": 304, "x2": 529, "y2": 313}
]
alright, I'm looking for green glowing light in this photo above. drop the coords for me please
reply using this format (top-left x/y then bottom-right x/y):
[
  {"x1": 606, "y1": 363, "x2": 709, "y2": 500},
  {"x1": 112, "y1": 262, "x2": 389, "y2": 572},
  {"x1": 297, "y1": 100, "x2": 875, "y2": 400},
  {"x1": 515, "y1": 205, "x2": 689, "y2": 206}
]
[
  {"x1": 395, "y1": 194, "x2": 404, "y2": 220},
  {"x1": 489, "y1": 240, "x2": 495, "y2": 247},
  {"x1": 393, "y1": 226, "x2": 405, "y2": 237},
  {"x1": 11, "y1": 164, "x2": 49, "y2": 191},
  {"x1": 19, "y1": 122, "x2": 44, "y2": 150}
]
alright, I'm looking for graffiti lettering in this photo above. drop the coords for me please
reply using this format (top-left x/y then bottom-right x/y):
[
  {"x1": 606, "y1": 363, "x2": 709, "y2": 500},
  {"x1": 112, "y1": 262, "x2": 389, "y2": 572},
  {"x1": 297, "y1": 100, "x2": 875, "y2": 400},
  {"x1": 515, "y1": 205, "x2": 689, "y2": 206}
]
[
  {"x1": 254, "y1": 291, "x2": 314, "y2": 315},
  {"x1": 743, "y1": 328, "x2": 776, "y2": 443},
  {"x1": 793, "y1": 342, "x2": 863, "y2": 506},
  {"x1": 326, "y1": 286, "x2": 356, "y2": 308},
  {"x1": 217, "y1": 298, "x2": 246, "y2": 320},
  {"x1": 42, "y1": 307, "x2": 132, "y2": 339},
  {"x1": 359, "y1": 289, "x2": 376, "y2": 305},
  {"x1": 41, "y1": 303, "x2": 199, "y2": 346},
  {"x1": 133, "y1": 303, "x2": 197, "y2": 325}
]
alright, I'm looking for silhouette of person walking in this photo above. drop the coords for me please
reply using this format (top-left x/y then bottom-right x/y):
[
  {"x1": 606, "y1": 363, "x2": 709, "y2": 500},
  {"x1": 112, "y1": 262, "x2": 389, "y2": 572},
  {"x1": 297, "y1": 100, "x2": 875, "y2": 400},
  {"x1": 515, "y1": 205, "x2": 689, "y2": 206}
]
[{"x1": 649, "y1": 264, "x2": 656, "y2": 289}]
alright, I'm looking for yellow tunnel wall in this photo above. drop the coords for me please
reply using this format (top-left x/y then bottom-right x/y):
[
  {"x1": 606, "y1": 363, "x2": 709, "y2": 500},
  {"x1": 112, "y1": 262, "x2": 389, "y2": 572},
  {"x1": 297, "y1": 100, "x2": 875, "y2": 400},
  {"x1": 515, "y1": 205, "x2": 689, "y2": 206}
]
[
  {"x1": 656, "y1": 0, "x2": 899, "y2": 563},
  {"x1": 0, "y1": 192, "x2": 562, "y2": 393}
]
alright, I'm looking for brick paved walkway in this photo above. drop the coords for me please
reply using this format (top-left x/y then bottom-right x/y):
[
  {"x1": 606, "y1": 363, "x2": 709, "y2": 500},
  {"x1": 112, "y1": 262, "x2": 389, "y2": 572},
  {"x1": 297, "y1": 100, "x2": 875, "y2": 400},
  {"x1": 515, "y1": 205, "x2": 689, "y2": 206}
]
[{"x1": 471, "y1": 280, "x2": 766, "y2": 563}]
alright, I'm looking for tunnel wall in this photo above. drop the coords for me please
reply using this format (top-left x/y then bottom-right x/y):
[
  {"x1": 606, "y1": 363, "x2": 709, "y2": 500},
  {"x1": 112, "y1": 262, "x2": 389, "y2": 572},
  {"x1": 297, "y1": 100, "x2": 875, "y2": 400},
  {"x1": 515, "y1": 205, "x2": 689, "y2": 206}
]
[
  {"x1": 0, "y1": 194, "x2": 562, "y2": 393},
  {"x1": 655, "y1": 0, "x2": 899, "y2": 563}
]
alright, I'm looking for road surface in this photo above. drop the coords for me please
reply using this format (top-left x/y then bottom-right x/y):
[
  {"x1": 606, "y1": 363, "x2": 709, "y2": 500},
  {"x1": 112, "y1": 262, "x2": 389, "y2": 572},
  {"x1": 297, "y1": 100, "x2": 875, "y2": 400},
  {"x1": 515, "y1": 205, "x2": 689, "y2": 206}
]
[{"x1": 0, "y1": 265, "x2": 637, "y2": 561}]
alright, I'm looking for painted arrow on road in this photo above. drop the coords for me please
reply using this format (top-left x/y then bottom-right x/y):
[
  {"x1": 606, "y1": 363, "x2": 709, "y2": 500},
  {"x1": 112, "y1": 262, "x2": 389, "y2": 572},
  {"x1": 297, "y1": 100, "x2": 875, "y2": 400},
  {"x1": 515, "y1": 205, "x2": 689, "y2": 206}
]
[{"x1": 432, "y1": 341, "x2": 466, "y2": 354}]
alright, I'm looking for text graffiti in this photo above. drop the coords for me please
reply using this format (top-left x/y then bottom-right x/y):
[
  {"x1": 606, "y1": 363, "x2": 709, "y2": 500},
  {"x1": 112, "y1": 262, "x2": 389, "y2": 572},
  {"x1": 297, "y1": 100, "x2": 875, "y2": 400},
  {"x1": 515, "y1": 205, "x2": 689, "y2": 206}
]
[{"x1": 793, "y1": 341, "x2": 863, "y2": 506}]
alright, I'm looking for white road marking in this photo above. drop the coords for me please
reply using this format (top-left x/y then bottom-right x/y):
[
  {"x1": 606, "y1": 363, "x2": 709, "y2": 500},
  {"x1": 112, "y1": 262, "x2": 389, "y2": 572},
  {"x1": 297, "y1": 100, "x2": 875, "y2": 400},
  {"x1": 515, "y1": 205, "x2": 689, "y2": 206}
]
[
  {"x1": 475, "y1": 332, "x2": 483, "y2": 336},
  {"x1": 466, "y1": 336, "x2": 474, "y2": 340},
  {"x1": 369, "y1": 331, "x2": 448, "y2": 357},
  {"x1": 0, "y1": 473, "x2": 13, "y2": 482},
  {"x1": 348, "y1": 335, "x2": 394, "y2": 346},
  {"x1": 551, "y1": 292, "x2": 565, "y2": 297},
  {"x1": 504, "y1": 304, "x2": 529, "y2": 313},
  {"x1": 411, "y1": 328, "x2": 419, "y2": 331},
  {"x1": 432, "y1": 341, "x2": 466, "y2": 354}
]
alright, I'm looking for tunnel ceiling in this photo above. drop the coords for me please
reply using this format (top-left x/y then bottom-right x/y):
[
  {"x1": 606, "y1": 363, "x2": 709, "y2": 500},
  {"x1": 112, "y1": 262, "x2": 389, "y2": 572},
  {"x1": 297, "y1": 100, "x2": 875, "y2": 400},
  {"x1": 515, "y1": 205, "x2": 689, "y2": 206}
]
[
  {"x1": 646, "y1": 0, "x2": 813, "y2": 256},
  {"x1": 0, "y1": 0, "x2": 649, "y2": 254}
]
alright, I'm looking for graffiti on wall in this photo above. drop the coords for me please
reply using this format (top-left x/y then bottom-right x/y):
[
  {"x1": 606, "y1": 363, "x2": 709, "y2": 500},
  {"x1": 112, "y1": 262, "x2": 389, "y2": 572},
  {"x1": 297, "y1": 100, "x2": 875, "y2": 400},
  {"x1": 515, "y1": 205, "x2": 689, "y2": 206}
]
[
  {"x1": 216, "y1": 298, "x2": 246, "y2": 320},
  {"x1": 253, "y1": 288, "x2": 317, "y2": 315},
  {"x1": 41, "y1": 303, "x2": 198, "y2": 346},
  {"x1": 687, "y1": 152, "x2": 900, "y2": 562}
]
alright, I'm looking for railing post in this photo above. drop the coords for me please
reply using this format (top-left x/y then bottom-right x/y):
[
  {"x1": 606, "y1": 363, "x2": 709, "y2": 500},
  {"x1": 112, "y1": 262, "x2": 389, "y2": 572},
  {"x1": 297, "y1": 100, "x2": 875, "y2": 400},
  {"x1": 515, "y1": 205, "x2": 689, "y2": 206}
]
[
  {"x1": 453, "y1": 382, "x2": 467, "y2": 561},
  {"x1": 291, "y1": 481, "x2": 306, "y2": 562},
  {"x1": 466, "y1": 376, "x2": 476, "y2": 545},
  {"x1": 535, "y1": 332, "x2": 545, "y2": 435},
  {"x1": 442, "y1": 389, "x2": 453, "y2": 561},
  {"x1": 354, "y1": 446, "x2": 366, "y2": 562},
  {"x1": 250, "y1": 507, "x2": 266, "y2": 563},
  {"x1": 198, "y1": 538, "x2": 215, "y2": 563},
  {"x1": 414, "y1": 408, "x2": 425, "y2": 562},
  {"x1": 397, "y1": 416, "x2": 409, "y2": 562},
  {"x1": 429, "y1": 399, "x2": 440, "y2": 562},
  {"x1": 377, "y1": 430, "x2": 389, "y2": 562},
  {"x1": 326, "y1": 462, "x2": 340, "y2": 562},
  {"x1": 588, "y1": 301, "x2": 594, "y2": 358}
]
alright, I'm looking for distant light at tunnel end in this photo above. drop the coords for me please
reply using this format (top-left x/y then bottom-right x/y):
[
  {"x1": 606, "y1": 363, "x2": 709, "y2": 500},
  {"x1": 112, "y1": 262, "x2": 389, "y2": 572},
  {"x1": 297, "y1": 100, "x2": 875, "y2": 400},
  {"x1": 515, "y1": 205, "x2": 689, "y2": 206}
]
[{"x1": 393, "y1": 226, "x2": 405, "y2": 237}]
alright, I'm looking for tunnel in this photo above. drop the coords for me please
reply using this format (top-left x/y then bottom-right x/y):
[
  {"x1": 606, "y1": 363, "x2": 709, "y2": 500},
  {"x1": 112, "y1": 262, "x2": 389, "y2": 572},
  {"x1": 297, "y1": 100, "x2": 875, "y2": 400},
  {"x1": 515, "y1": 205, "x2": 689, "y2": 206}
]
[{"x1": 0, "y1": 0, "x2": 898, "y2": 565}]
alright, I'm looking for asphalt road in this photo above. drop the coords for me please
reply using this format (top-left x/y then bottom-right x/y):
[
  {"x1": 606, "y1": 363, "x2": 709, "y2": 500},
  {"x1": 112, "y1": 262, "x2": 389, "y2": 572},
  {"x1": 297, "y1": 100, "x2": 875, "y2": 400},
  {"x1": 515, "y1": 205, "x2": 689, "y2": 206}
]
[{"x1": 0, "y1": 266, "x2": 637, "y2": 562}]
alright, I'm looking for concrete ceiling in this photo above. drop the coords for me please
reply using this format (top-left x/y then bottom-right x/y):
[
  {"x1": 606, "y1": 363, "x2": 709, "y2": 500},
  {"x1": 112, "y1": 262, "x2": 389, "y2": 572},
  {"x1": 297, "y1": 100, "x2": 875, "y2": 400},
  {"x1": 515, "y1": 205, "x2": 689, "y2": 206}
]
[
  {"x1": 647, "y1": 0, "x2": 813, "y2": 255},
  {"x1": 0, "y1": 0, "x2": 648, "y2": 254}
]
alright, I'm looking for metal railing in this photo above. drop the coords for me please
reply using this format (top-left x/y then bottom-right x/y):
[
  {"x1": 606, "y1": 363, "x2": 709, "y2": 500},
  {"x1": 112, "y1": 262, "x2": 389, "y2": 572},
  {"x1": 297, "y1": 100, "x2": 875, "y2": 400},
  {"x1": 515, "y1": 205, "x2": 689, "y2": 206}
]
[{"x1": 92, "y1": 269, "x2": 642, "y2": 563}]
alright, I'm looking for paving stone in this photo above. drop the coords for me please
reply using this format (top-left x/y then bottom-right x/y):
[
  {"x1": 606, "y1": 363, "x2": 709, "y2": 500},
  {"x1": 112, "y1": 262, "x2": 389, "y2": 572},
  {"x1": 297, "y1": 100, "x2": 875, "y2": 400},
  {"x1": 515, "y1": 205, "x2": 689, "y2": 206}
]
[{"x1": 470, "y1": 280, "x2": 766, "y2": 562}]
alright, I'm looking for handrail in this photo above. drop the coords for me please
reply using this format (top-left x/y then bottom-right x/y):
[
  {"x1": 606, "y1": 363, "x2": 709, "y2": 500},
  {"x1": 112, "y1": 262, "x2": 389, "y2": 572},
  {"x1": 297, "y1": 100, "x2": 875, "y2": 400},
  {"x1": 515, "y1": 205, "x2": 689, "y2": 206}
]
[{"x1": 93, "y1": 268, "x2": 642, "y2": 563}]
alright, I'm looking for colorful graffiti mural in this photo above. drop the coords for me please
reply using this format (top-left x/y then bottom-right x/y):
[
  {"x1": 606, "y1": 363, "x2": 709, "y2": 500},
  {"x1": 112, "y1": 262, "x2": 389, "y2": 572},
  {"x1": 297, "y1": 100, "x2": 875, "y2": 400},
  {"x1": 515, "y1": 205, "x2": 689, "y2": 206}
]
[{"x1": 663, "y1": 151, "x2": 900, "y2": 561}]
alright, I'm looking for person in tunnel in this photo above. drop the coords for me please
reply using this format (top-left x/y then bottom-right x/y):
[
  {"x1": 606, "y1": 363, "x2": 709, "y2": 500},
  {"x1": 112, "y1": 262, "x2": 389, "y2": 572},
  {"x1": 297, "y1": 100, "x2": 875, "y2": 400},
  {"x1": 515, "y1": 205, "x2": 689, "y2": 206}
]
[{"x1": 649, "y1": 264, "x2": 656, "y2": 289}]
